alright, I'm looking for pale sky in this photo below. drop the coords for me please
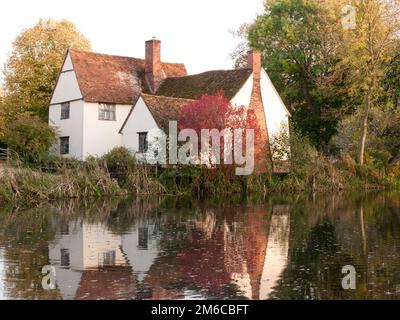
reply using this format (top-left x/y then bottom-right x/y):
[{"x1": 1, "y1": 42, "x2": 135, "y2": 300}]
[{"x1": 0, "y1": 0, "x2": 265, "y2": 83}]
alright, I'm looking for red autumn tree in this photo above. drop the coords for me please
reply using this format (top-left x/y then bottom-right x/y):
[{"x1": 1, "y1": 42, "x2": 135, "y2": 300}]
[{"x1": 178, "y1": 91, "x2": 263, "y2": 170}]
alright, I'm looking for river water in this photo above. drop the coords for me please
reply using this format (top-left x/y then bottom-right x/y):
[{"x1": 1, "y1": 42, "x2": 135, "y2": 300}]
[{"x1": 0, "y1": 192, "x2": 399, "y2": 300}]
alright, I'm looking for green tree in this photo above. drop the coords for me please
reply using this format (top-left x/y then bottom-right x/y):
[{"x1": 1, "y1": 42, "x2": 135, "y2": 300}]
[
  {"x1": 384, "y1": 53, "x2": 400, "y2": 109},
  {"x1": 0, "y1": 86, "x2": 4, "y2": 104},
  {"x1": 0, "y1": 87, "x2": 5, "y2": 142},
  {"x1": 339, "y1": 0, "x2": 400, "y2": 165},
  {"x1": 244, "y1": 0, "x2": 345, "y2": 147},
  {"x1": 2, "y1": 19, "x2": 91, "y2": 121},
  {"x1": 2, "y1": 113, "x2": 57, "y2": 163}
]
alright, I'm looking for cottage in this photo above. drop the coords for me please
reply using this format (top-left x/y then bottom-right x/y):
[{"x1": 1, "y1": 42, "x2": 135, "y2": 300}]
[{"x1": 48, "y1": 39, "x2": 290, "y2": 168}]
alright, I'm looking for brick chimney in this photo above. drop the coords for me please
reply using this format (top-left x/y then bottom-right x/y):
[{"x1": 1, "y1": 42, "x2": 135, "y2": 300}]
[
  {"x1": 145, "y1": 38, "x2": 165, "y2": 93},
  {"x1": 247, "y1": 49, "x2": 269, "y2": 173},
  {"x1": 247, "y1": 49, "x2": 261, "y2": 80}
]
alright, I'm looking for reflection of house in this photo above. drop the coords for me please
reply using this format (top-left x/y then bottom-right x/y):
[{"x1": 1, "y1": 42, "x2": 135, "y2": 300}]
[
  {"x1": 48, "y1": 204, "x2": 290, "y2": 300},
  {"x1": 48, "y1": 219, "x2": 160, "y2": 300},
  {"x1": 226, "y1": 205, "x2": 290, "y2": 300},
  {"x1": 121, "y1": 222, "x2": 159, "y2": 282},
  {"x1": 143, "y1": 205, "x2": 290, "y2": 300},
  {"x1": 0, "y1": 249, "x2": 5, "y2": 300},
  {"x1": 260, "y1": 205, "x2": 290, "y2": 299}
]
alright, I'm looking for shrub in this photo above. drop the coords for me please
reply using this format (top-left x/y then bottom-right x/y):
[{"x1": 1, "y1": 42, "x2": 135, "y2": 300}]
[
  {"x1": 101, "y1": 147, "x2": 166, "y2": 194},
  {"x1": 125, "y1": 164, "x2": 166, "y2": 195},
  {"x1": 269, "y1": 126, "x2": 347, "y2": 191},
  {"x1": 1, "y1": 113, "x2": 56, "y2": 163},
  {"x1": 101, "y1": 147, "x2": 135, "y2": 186}
]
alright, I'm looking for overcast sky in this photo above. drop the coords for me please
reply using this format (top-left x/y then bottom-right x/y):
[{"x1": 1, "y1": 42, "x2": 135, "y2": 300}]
[{"x1": 0, "y1": 0, "x2": 265, "y2": 81}]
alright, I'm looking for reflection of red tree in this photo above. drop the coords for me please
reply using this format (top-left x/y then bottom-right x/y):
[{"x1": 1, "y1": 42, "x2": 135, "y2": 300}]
[
  {"x1": 75, "y1": 267, "x2": 135, "y2": 300},
  {"x1": 151, "y1": 288, "x2": 183, "y2": 300},
  {"x1": 176, "y1": 229, "x2": 232, "y2": 295},
  {"x1": 174, "y1": 208, "x2": 270, "y2": 299}
]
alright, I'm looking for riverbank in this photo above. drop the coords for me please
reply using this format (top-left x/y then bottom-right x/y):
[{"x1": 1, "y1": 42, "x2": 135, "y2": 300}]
[
  {"x1": 0, "y1": 146, "x2": 399, "y2": 208},
  {"x1": 0, "y1": 161, "x2": 125, "y2": 207}
]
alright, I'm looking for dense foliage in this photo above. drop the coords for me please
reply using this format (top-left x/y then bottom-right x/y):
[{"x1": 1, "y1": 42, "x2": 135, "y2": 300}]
[
  {"x1": 235, "y1": 0, "x2": 400, "y2": 167},
  {"x1": 1, "y1": 113, "x2": 56, "y2": 163},
  {"x1": 1, "y1": 19, "x2": 91, "y2": 122}
]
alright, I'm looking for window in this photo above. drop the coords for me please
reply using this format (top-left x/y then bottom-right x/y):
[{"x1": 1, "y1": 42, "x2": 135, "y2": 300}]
[
  {"x1": 60, "y1": 137, "x2": 69, "y2": 155},
  {"x1": 60, "y1": 223, "x2": 69, "y2": 235},
  {"x1": 60, "y1": 249, "x2": 70, "y2": 267},
  {"x1": 138, "y1": 227, "x2": 149, "y2": 250},
  {"x1": 99, "y1": 103, "x2": 116, "y2": 121},
  {"x1": 138, "y1": 132, "x2": 148, "y2": 153},
  {"x1": 103, "y1": 251, "x2": 116, "y2": 266},
  {"x1": 61, "y1": 102, "x2": 70, "y2": 120}
]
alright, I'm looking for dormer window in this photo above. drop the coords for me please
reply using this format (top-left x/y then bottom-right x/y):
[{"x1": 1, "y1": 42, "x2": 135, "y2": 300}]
[{"x1": 99, "y1": 103, "x2": 116, "y2": 121}]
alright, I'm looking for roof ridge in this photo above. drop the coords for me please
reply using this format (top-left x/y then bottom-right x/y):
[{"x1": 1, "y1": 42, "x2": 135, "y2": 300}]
[
  {"x1": 141, "y1": 93, "x2": 196, "y2": 102},
  {"x1": 70, "y1": 48, "x2": 185, "y2": 66},
  {"x1": 70, "y1": 48, "x2": 143, "y2": 61},
  {"x1": 164, "y1": 68, "x2": 252, "y2": 79}
]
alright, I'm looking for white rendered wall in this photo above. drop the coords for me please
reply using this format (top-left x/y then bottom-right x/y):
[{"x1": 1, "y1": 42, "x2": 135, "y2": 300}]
[
  {"x1": 230, "y1": 70, "x2": 290, "y2": 141},
  {"x1": 121, "y1": 97, "x2": 159, "y2": 155},
  {"x1": 260, "y1": 69, "x2": 290, "y2": 139},
  {"x1": 49, "y1": 52, "x2": 85, "y2": 159},
  {"x1": 49, "y1": 99, "x2": 85, "y2": 159},
  {"x1": 50, "y1": 53, "x2": 82, "y2": 105},
  {"x1": 63, "y1": 53, "x2": 74, "y2": 71},
  {"x1": 230, "y1": 74, "x2": 253, "y2": 108},
  {"x1": 82, "y1": 103, "x2": 131, "y2": 158}
]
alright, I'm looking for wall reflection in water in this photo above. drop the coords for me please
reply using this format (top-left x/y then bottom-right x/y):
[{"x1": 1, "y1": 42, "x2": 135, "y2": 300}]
[
  {"x1": 0, "y1": 192, "x2": 399, "y2": 300},
  {"x1": 0, "y1": 250, "x2": 6, "y2": 300},
  {"x1": 46, "y1": 199, "x2": 290, "y2": 300}
]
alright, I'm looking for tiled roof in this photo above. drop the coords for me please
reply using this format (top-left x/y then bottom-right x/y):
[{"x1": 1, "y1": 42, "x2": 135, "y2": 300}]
[
  {"x1": 119, "y1": 94, "x2": 194, "y2": 133},
  {"x1": 142, "y1": 94, "x2": 194, "y2": 130},
  {"x1": 70, "y1": 49, "x2": 187, "y2": 105},
  {"x1": 155, "y1": 69, "x2": 252, "y2": 100}
]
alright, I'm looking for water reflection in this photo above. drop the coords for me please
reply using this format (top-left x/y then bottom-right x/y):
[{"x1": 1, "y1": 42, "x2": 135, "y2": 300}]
[
  {"x1": 260, "y1": 205, "x2": 290, "y2": 299},
  {"x1": 49, "y1": 218, "x2": 161, "y2": 299},
  {"x1": 0, "y1": 250, "x2": 5, "y2": 300},
  {"x1": 0, "y1": 192, "x2": 399, "y2": 300}
]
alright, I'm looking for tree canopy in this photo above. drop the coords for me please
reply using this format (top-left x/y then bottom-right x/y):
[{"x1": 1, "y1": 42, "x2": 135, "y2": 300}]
[
  {"x1": 1, "y1": 19, "x2": 91, "y2": 122},
  {"x1": 234, "y1": 0, "x2": 400, "y2": 165},
  {"x1": 178, "y1": 91, "x2": 262, "y2": 167}
]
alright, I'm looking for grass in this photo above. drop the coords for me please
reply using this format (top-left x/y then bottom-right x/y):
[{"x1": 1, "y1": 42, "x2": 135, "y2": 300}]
[
  {"x1": 1, "y1": 141, "x2": 399, "y2": 207},
  {"x1": 0, "y1": 161, "x2": 125, "y2": 207}
]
